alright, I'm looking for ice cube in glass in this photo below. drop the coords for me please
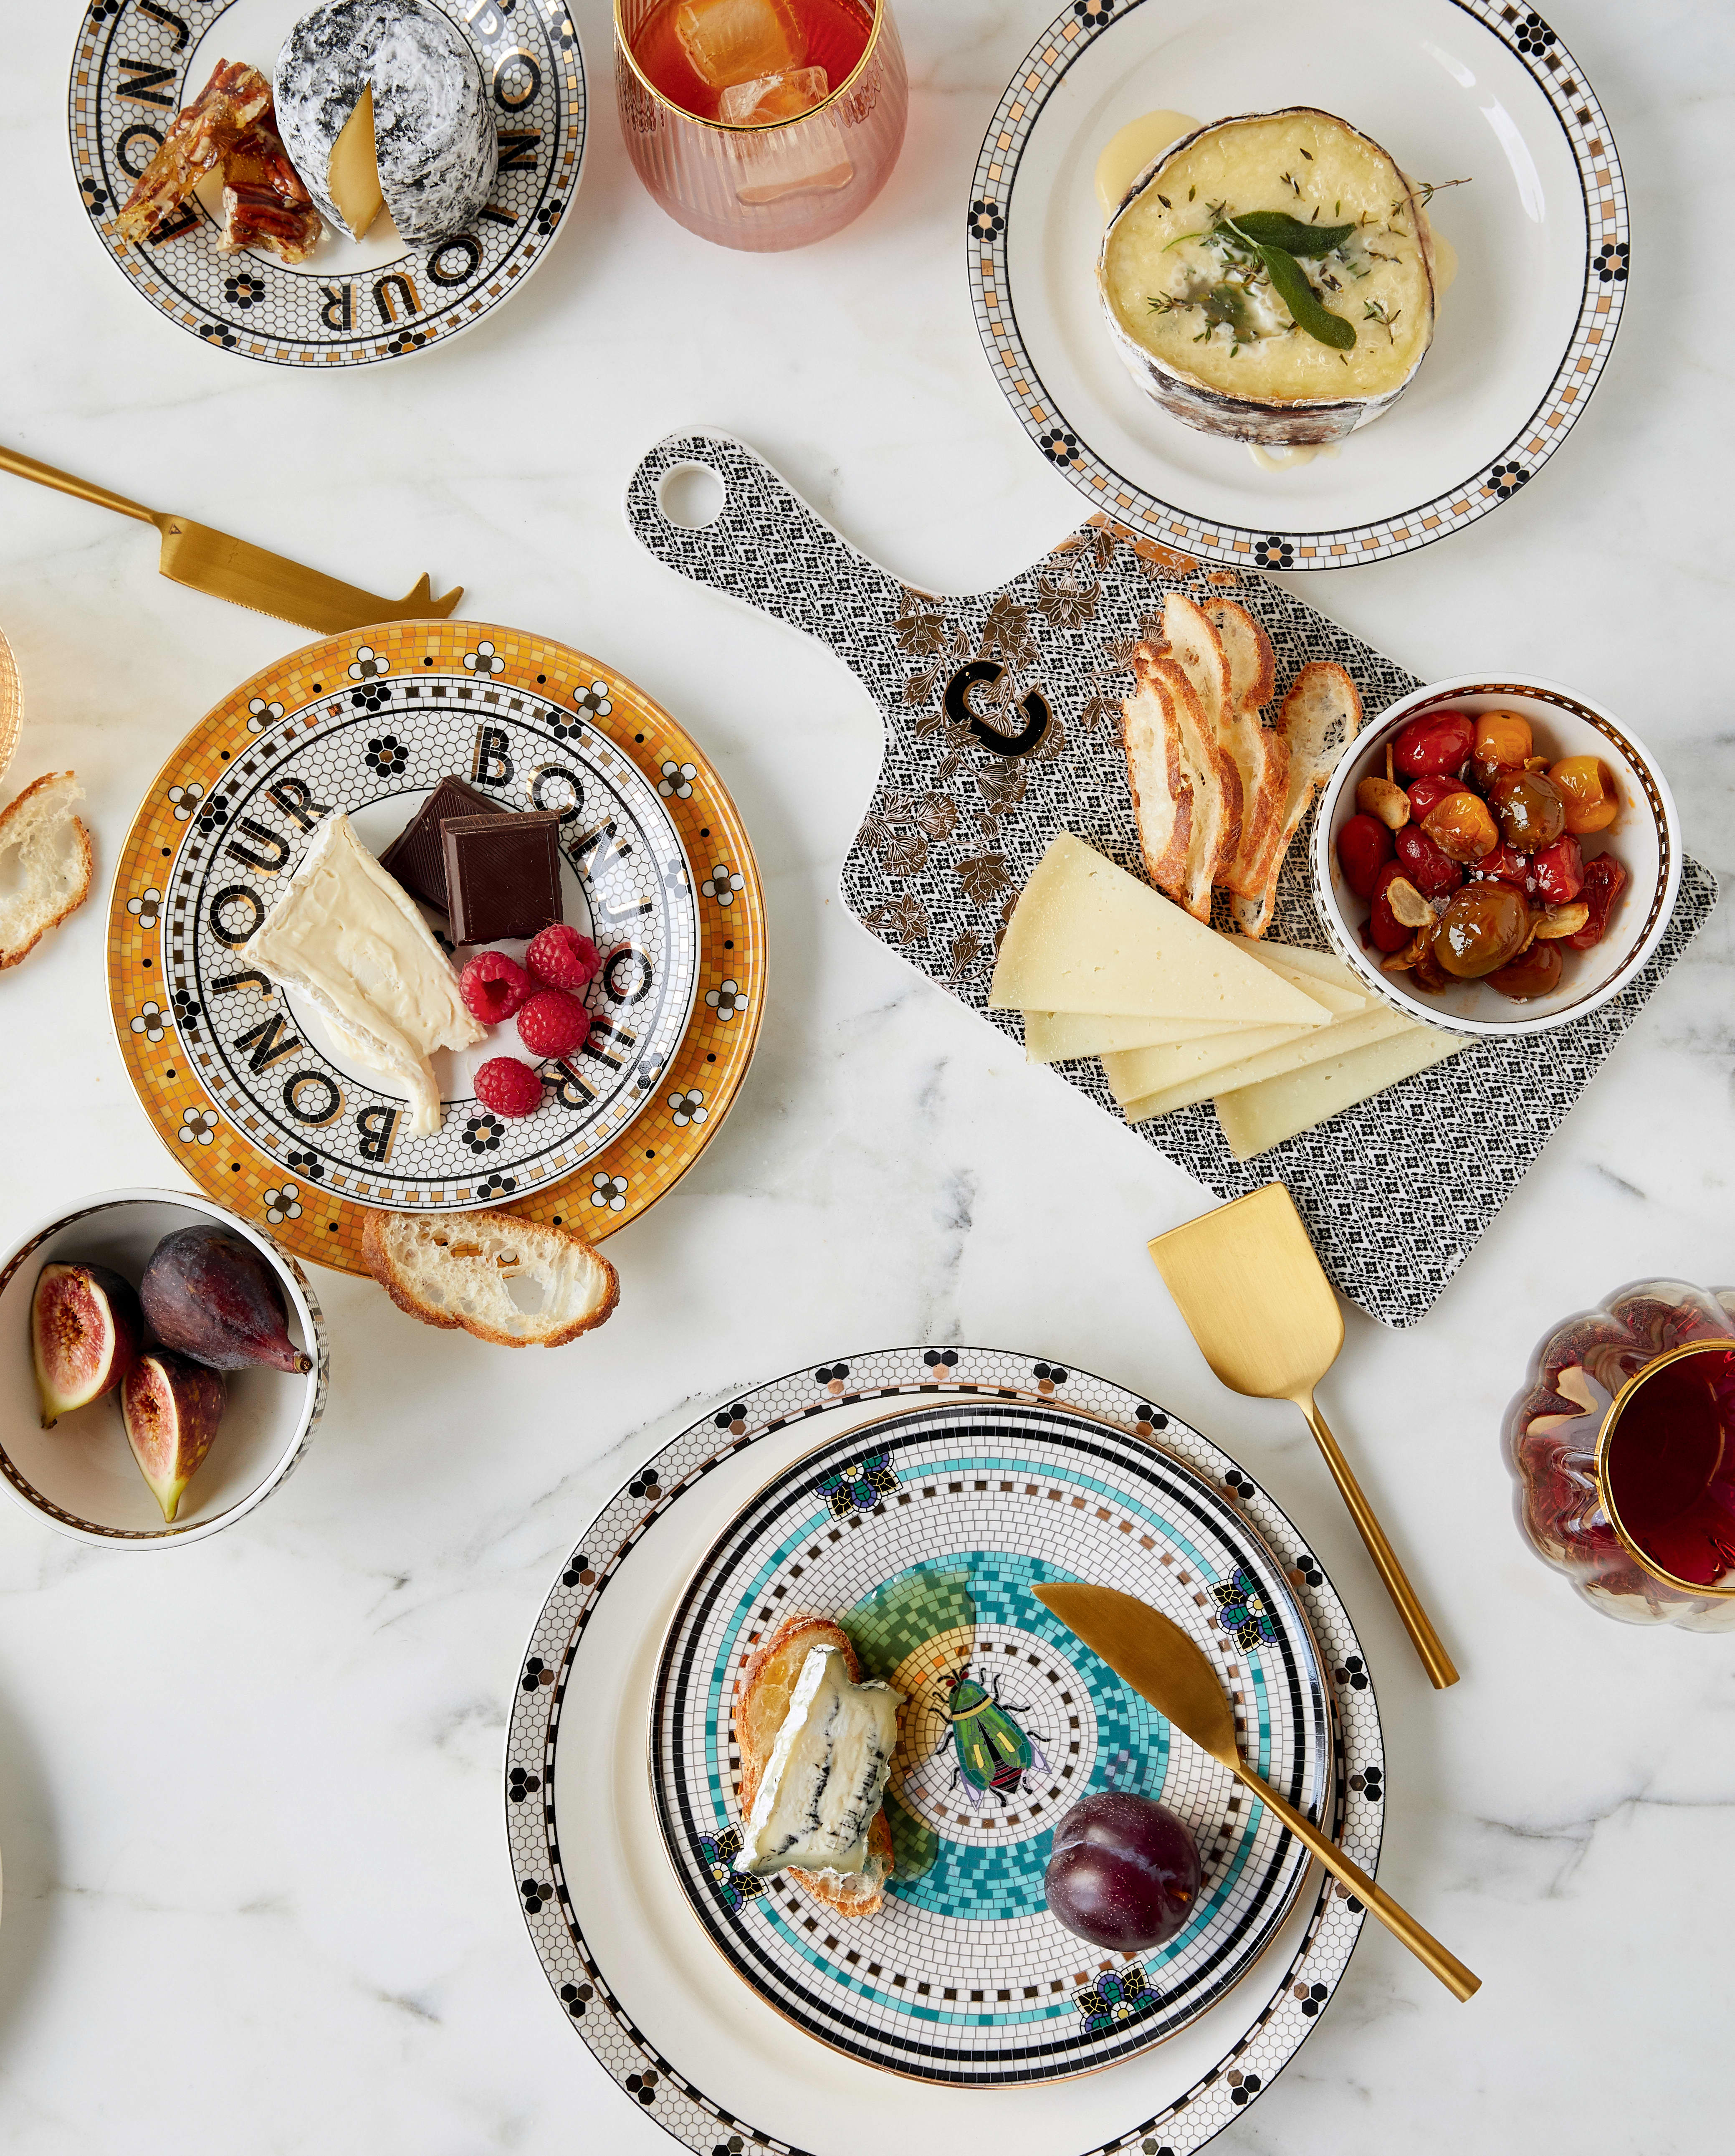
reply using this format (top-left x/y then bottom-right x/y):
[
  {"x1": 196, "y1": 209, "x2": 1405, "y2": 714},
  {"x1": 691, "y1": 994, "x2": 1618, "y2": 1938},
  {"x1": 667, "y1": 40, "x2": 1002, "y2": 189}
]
[
  {"x1": 719, "y1": 65, "x2": 829, "y2": 124},
  {"x1": 675, "y1": 0, "x2": 805, "y2": 89}
]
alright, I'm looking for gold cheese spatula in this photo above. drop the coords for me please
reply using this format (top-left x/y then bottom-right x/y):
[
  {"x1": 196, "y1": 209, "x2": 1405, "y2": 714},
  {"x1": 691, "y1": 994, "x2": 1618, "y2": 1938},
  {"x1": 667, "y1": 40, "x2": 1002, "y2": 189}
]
[
  {"x1": 1, "y1": 443, "x2": 463, "y2": 636},
  {"x1": 1150, "y1": 1182, "x2": 1458, "y2": 1690},
  {"x1": 1034, "y1": 1582, "x2": 1480, "y2": 2000}
]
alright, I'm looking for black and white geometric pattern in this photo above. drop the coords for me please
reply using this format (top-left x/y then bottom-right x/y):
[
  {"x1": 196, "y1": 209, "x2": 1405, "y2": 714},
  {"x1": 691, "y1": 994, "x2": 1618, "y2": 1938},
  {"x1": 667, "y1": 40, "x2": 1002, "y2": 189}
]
[
  {"x1": 626, "y1": 434, "x2": 1719, "y2": 1329},
  {"x1": 508, "y1": 1347, "x2": 1385, "y2": 2156}
]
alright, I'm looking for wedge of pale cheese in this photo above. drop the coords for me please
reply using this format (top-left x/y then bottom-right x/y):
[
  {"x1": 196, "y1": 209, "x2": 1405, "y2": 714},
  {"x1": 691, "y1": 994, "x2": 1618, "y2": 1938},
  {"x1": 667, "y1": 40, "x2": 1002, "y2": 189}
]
[
  {"x1": 1235, "y1": 940, "x2": 1373, "y2": 1016},
  {"x1": 1103, "y1": 1020, "x2": 1319, "y2": 1107},
  {"x1": 989, "y1": 834, "x2": 1328, "y2": 1026},
  {"x1": 1123, "y1": 1002, "x2": 1416, "y2": 1125},
  {"x1": 1024, "y1": 1008, "x2": 1261, "y2": 1064},
  {"x1": 734, "y1": 1647, "x2": 903, "y2": 1880},
  {"x1": 1215, "y1": 1025, "x2": 1471, "y2": 1160},
  {"x1": 245, "y1": 811, "x2": 484, "y2": 1138}
]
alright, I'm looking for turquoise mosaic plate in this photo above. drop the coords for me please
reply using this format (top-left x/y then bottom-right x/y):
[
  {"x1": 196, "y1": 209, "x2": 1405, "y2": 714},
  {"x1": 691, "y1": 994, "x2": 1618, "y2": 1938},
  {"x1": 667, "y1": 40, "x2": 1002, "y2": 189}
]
[{"x1": 649, "y1": 1400, "x2": 1331, "y2": 2087}]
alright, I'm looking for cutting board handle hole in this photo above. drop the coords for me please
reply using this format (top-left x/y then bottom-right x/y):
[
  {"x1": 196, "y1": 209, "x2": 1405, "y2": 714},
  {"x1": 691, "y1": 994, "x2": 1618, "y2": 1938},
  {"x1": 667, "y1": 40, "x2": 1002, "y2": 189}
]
[{"x1": 657, "y1": 463, "x2": 726, "y2": 532}]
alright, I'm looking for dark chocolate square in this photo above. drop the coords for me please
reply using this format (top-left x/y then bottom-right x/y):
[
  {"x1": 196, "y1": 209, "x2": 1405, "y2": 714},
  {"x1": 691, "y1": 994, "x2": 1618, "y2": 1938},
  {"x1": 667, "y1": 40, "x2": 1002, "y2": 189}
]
[
  {"x1": 377, "y1": 774, "x2": 496, "y2": 913},
  {"x1": 441, "y1": 811, "x2": 564, "y2": 945}
]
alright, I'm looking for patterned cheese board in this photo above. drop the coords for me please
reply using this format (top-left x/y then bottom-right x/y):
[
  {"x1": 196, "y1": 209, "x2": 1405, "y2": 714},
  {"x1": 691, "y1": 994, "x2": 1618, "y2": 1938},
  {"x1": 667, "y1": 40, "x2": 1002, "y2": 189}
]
[
  {"x1": 68, "y1": 0, "x2": 584, "y2": 368},
  {"x1": 650, "y1": 1401, "x2": 1330, "y2": 2086},
  {"x1": 106, "y1": 620, "x2": 763, "y2": 1276},
  {"x1": 625, "y1": 432, "x2": 1718, "y2": 1330},
  {"x1": 510, "y1": 1348, "x2": 1385, "y2": 2154}
]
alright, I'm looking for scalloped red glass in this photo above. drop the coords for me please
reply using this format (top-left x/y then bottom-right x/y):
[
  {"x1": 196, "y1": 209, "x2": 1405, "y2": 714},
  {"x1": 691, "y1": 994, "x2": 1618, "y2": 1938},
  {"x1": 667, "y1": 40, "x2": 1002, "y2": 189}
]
[{"x1": 1504, "y1": 1281, "x2": 1735, "y2": 1627}]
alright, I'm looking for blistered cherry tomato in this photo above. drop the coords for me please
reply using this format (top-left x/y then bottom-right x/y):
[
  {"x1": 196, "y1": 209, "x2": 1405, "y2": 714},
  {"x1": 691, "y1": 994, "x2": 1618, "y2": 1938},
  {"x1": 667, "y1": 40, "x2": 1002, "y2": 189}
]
[
  {"x1": 1434, "y1": 883, "x2": 1531, "y2": 978},
  {"x1": 1410, "y1": 935, "x2": 1451, "y2": 993},
  {"x1": 1472, "y1": 842, "x2": 1534, "y2": 889},
  {"x1": 1566, "y1": 855, "x2": 1627, "y2": 949},
  {"x1": 1488, "y1": 769, "x2": 1566, "y2": 851},
  {"x1": 1406, "y1": 774, "x2": 1470, "y2": 823},
  {"x1": 1471, "y1": 711, "x2": 1534, "y2": 784},
  {"x1": 1532, "y1": 833, "x2": 1585, "y2": 906},
  {"x1": 1392, "y1": 710, "x2": 1475, "y2": 780},
  {"x1": 1335, "y1": 812, "x2": 1395, "y2": 899},
  {"x1": 1422, "y1": 789, "x2": 1500, "y2": 863},
  {"x1": 1366, "y1": 859, "x2": 1414, "y2": 955},
  {"x1": 1394, "y1": 823, "x2": 1463, "y2": 898},
  {"x1": 1487, "y1": 940, "x2": 1564, "y2": 1001},
  {"x1": 1548, "y1": 756, "x2": 1620, "y2": 835}
]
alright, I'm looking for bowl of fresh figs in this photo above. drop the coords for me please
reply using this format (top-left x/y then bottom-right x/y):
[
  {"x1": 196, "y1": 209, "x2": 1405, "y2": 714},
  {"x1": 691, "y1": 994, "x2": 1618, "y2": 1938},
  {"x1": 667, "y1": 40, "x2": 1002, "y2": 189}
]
[{"x1": 0, "y1": 1188, "x2": 327, "y2": 1546}]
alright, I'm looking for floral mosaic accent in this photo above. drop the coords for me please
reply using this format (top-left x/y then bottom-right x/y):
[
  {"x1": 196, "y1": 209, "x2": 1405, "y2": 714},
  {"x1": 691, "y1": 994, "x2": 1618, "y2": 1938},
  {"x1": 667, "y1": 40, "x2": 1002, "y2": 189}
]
[
  {"x1": 1487, "y1": 461, "x2": 1530, "y2": 497},
  {"x1": 1076, "y1": 1963, "x2": 1156, "y2": 2036},
  {"x1": 246, "y1": 697, "x2": 284, "y2": 732},
  {"x1": 198, "y1": 322, "x2": 239, "y2": 349},
  {"x1": 264, "y1": 1182, "x2": 302, "y2": 1225},
  {"x1": 1038, "y1": 430, "x2": 1082, "y2": 469},
  {"x1": 476, "y1": 1171, "x2": 518, "y2": 1198},
  {"x1": 224, "y1": 271, "x2": 263, "y2": 309},
  {"x1": 573, "y1": 678, "x2": 612, "y2": 721},
  {"x1": 364, "y1": 734, "x2": 407, "y2": 777},
  {"x1": 712, "y1": 1400, "x2": 749, "y2": 1433},
  {"x1": 669, "y1": 1088, "x2": 706, "y2": 1127},
  {"x1": 195, "y1": 793, "x2": 230, "y2": 834},
  {"x1": 508, "y1": 1763, "x2": 542, "y2": 1804},
  {"x1": 385, "y1": 329, "x2": 430, "y2": 357},
  {"x1": 126, "y1": 887, "x2": 162, "y2": 929},
  {"x1": 1595, "y1": 240, "x2": 1628, "y2": 283},
  {"x1": 1512, "y1": 10, "x2": 1556, "y2": 56},
  {"x1": 1348, "y1": 1762, "x2": 1383, "y2": 1804},
  {"x1": 698, "y1": 1823, "x2": 766, "y2": 1915},
  {"x1": 1255, "y1": 537, "x2": 1295, "y2": 569},
  {"x1": 1074, "y1": 0, "x2": 1117, "y2": 21},
  {"x1": 535, "y1": 198, "x2": 564, "y2": 236},
  {"x1": 464, "y1": 1114, "x2": 506, "y2": 1154},
  {"x1": 591, "y1": 1172, "x2": 628, "y2": 1211},
  {"x1": 704, "y1": 978, "x2": 743, "y2": 1020},
  {"x1": 167, "y1": 782, "x2": 204, "y2": 820},
  {"x1": 283, "y1": 1149, "x2": 324, "y2": 1180},
  {"x1": 130, "y1": 1001, "x2": 166, "y2": 1044},
  {"x1": 816, "y1": 1447, "x2": 897, "y2": 1518},
  {"x1": 349, "y1": 646, "x2": 390, "y2": 683},
  {"x1": 700, "y1": 863, "x2": 744, "y2": 906},
  {"x1": 923, "y1": 1348, "x2": 959, "y2": 1370},
  {"x1": 1212, "y1": 1566, "x2": 1279, "y2": 1651},
  {"x1": 464, "y1": 640, "x2": 505, "y2": 676},
  {"x1": 968, "y1": 198, "x2": 1003, "y2": 240},
  {"x1": 1334, "y1": 1652, "x2": 1370, "y2": 1693},
  {"x1": 658, "y1": 760, "x2": 696, "y2": 798},
  {"x1": 171, "y1": 988, "x2": 202, "y2": 1035},
  {"x1": 178, "y1": 1107, "x2": 218, "y2": 1145}
]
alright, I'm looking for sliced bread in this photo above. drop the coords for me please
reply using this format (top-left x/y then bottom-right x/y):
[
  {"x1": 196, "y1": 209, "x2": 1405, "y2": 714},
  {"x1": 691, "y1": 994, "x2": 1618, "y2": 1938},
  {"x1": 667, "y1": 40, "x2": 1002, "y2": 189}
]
[
  {"x1": 1160, "y1": 594, "x2": 1244, "y2": 885},
  {"x1": 1119, "y1": 655, "x2": 1193, "y2": 904},
  {"x1": 1202, "y1": 598, "x2": 1290, "y2": 901},
  {"x1": 0, "y1": 772, "x2": 93, "y2": 970},
  {"x1": 1230, "y1": 662, "x2": 1364, "y2": 938},
  {"x1": 361, "y1": 1209, "x2": 619, "y2": 1347},
  {"x1": 736, "y1": 1613, "x2": 896, "y2": 1918}
]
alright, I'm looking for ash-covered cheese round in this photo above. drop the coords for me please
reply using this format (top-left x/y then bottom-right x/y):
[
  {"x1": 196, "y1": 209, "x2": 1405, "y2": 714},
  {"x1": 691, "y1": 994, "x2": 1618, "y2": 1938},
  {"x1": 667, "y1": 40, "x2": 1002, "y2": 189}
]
[
  {"x1": 276, "y1": 0, "x2": 498, "y2": 250},
  {"x1": 1099, "y1": 109, "x2": 1438, "y2": 445}
]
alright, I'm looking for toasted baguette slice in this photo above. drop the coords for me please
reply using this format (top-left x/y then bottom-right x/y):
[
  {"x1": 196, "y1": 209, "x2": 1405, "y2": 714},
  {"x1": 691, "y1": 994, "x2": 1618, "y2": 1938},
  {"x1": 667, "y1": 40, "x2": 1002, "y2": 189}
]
[
  {"x1": 1203, "y1": 599, "x2": 1290, "y2": 899},
  {"x1": 361, "y1": 1209, "x2": 619, "y2": 1347},
  {"x1": 1119, "y1": 658, "x2": 1193, "y2": 903},
  {"x1": 0, "y1": 773, "x2": 93, "y2": 970},
  {"x1": 736, "y1": 1614, "x2": 895, "y2": 1918},
  {"x1": 1230, "y1": 662, "x2": 1364, "y2": 938},
  {"x1": 1159, "y1": 595, "x2": 1244, "y2": 884},
  {"x1": 1145, "y1": 648, "x2": 1234, "y2": 920}
]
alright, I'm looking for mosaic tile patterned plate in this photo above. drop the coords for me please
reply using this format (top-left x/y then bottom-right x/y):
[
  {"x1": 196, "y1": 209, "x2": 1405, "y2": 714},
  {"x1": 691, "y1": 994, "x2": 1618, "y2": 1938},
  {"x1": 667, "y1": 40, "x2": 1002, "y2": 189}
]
[
  {"x1": 510, "y1": 1350, "x2": 1385, "y2": 2155},
  {"x1": 107, "y1": 621, "x2": 763, "y2": 1274},
  {"x1": 967, "y1": 0, "x2": 1626, "y2": 567},
  {"x1": 68, "y1": 0, "x2": 584, "y2": 368},
  {"x1": 628, "y1": 433, "x2": 1718, "y2": 1329},
  {"x1": 651, "y1": 1403, "x2": 1332, "y2": 2085}
]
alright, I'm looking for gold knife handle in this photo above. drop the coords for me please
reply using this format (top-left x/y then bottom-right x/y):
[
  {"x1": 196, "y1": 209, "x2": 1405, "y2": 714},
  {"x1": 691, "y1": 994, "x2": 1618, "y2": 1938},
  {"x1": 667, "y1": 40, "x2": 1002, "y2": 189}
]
[
  {"x1": 0, "y1": 443, "x2": 158, "y2": 525},
  {"x1": 1297, "y1": 1392, "x2": 1459, "y2": 1690},
  {"x1": 1243, "y1": 1770, "x2": 1480, "y2": 2001}
]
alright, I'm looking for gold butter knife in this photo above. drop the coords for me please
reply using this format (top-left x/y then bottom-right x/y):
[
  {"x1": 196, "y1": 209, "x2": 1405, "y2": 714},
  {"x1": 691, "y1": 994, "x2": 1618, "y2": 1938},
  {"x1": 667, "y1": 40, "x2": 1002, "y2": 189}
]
[
  {"x1": 1034, "y1": 1581, "x2": 1480, "y2": 2001},
  {"x1": 1, "y1": 443, "x2": 463, "y2": 636}
]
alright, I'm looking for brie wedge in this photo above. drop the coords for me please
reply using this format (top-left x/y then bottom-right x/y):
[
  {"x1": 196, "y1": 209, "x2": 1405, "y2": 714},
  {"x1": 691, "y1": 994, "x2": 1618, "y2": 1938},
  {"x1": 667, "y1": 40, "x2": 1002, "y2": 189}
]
[
  {"x1": 735, "y1": 1646, "x2": 903, "y2": 1880},
  {"x1": 245, "y1": 812, "x2": 484, "y2": 1138}
]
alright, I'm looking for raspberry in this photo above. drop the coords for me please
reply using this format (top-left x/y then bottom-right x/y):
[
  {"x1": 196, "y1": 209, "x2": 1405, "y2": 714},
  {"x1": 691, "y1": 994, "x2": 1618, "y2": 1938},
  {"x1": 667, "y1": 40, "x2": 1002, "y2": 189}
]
[
  {"x1": 473, "y1": 1056, "x2": 542, "y2": 1118},
  {"x1": 517, "y1": 988, "x2": 591, "y2": 1060},
  {"x1": 525, "y1": 922, "x2": 601, "y2": 991},
  {"x1": 460, "y1": 950, "x2": 531, "y2": 1026}
]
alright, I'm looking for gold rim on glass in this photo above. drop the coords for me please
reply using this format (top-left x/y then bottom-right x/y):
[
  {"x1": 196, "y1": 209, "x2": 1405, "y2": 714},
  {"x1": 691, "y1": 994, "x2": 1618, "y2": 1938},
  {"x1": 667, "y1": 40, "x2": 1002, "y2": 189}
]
[
  {"x1": 613, "y1": 0, "x2": 886, "y2": 131},
  {"x1": 1594, "y1": 1338, "x2": 1735, "y2": 1597}
]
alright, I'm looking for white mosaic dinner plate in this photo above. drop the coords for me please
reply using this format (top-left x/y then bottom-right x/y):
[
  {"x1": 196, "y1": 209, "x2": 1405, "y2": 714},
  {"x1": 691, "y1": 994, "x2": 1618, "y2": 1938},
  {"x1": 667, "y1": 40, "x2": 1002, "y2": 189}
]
[
  {"x1": 969, "y1": 0, "x2": 1626, "y2": 567},
  {"x1": 509, "y1": 1350, "x2": 1386, "y2": 2154},
  {"x1": 68, "y1": 0, "x2": 584, "y2": 367},
  {"x1": 651, "y1": 1402, "x2": 1330, "y2": 2086}
]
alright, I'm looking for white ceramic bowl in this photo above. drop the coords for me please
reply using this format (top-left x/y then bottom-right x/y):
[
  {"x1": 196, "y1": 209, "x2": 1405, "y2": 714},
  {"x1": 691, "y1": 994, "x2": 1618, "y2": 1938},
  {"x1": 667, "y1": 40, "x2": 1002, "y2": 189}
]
[
  {"x1": 1311, "y1": 676, "x2": 1681, "y2": 1038},
  {"x1": 0, "y1": 1189, "x2": 327, "y2": 1547}
]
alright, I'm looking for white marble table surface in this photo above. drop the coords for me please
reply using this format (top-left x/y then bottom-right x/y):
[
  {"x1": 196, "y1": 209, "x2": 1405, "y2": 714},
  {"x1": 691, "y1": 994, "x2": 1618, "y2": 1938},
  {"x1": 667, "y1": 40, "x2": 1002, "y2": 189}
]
[{"x1": 2, "y1": 2, "x2": 1732, "y2": 2150}]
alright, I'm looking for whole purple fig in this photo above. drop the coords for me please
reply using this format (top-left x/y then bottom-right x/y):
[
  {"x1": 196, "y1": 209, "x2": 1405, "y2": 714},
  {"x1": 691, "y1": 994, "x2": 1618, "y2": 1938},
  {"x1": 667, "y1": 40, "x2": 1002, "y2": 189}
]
[{"x1": 141, "y1": 1226, "x2": 311, "y2": 1375}]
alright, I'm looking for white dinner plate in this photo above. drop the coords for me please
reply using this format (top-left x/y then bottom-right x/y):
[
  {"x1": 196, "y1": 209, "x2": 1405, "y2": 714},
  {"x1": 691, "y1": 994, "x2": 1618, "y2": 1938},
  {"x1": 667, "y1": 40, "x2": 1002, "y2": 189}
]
[
  {"x1": 968, "y1": 0, "x2": 1626, "y2": 567},
  {"x1": 68, "y1": 0, "x2": 585, "y2": 367},
  {"x1": 508, "y1": 1348, "x2": 1387, "y2": 2155}
]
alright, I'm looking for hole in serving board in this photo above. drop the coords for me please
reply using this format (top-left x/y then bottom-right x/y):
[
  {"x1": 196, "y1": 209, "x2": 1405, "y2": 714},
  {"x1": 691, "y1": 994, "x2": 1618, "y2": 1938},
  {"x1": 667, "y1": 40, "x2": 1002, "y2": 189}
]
[{"x1": 657, "y1": 462, "x2": 726, "y2": 531}]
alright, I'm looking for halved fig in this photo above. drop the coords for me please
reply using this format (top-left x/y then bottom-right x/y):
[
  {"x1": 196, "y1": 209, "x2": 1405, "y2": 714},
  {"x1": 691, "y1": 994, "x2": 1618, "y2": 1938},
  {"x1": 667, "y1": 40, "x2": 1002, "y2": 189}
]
[
  {"x1": 30, "y1": 1262, "x2": 143, "y2": 1429},
  {"x1": 141, "y1": 1225, "x2": 311, "y2": 1375},
  {"x1": 120, "y1": 1350, "x2": 226, "y2": 1523}
]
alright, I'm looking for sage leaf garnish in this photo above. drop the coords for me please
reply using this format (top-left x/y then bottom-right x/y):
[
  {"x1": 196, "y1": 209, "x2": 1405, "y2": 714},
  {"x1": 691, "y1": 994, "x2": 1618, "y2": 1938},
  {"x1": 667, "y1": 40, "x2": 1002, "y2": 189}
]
[
  {"x1": 1223, "y1": 210, "x2": 1356, "y2": 256},
  {"x1": 1252, "y1": 238, "x2": 1357, "y2": 349}
]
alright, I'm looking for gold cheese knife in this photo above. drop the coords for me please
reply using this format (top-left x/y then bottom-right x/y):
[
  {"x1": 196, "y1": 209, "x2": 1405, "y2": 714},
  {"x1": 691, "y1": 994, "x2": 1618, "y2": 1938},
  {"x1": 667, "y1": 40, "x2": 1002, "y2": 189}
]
[
  {"x1": 1, "y1": 443, "x2": 463, "y2": 635},
  {"x1": 1150, "y1": 1183, "x2": 1459, "y2": 1689},
  {"x1": 1034, "y1": 1581, "x2": 1480, "y2": 2001}
]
